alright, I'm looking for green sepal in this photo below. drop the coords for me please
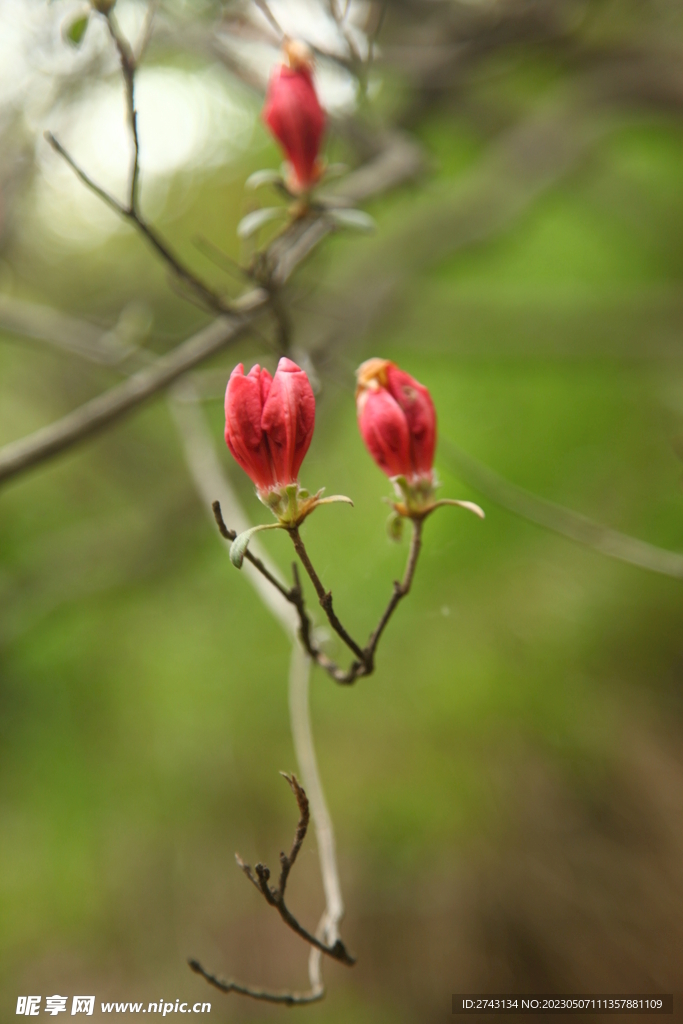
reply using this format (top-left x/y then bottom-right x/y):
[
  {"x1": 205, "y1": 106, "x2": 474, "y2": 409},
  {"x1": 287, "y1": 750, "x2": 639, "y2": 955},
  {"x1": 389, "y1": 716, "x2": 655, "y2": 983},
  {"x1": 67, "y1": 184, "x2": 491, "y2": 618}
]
[{"x1": 229, "y1": 523, "x2": 282, "y2": 568}]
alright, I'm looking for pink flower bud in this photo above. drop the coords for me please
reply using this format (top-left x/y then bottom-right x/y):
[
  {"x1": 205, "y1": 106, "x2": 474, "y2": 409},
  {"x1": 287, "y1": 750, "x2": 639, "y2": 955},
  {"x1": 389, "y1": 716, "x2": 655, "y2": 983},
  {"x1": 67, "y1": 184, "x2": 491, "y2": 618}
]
[
  {"x1": 225, "y1": 357, "x2": 315, "y2": 495},
  {"x1": 262, "y1": 41, "x2": 325, "y2": 193},
  {"x1": 356, "y1": 358, "x2": 437, "y2": 482}
]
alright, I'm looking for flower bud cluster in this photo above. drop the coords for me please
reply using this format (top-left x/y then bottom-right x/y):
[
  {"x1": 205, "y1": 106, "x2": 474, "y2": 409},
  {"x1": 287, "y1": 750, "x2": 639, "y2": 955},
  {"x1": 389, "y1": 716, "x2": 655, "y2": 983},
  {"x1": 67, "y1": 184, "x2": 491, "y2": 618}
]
[{"x1": 224, "y1": 353, "x2": 482, "y2": 557}]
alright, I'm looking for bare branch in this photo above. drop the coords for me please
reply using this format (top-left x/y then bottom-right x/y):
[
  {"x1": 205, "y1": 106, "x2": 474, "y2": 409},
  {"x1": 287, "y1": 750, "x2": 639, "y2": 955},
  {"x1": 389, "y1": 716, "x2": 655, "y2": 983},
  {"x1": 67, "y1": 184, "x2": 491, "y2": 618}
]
[
  {"x1": 211, "y1": 501, "x2": 292, "y2": 600},
  {"x1": 441, "y1": 440, "x2": 683, "y2": 581},
  {"x1": 253, "y1": 0, "x2": 285, "y2": 39},
  {"x1": 44, "y1": 133, "x2": 232, "y2": 315},
  {"x1": 105, "y1": 12, "x2": 141, "y2": 210},
  {"x1": 210, "y1": 507, "x2": 425, "y2": 684},
  {"x1": 363, "y1": 518, "x2": 423, "y2": 667},
  {"x1": 0, "y1": 311, "x2": 259, "y2": 488},
  {"x1": 187, "y1": 959, "x2": 324, "y2": 1005},
  {"x1": 232, "y1": 773, "x2": 355, "y2": 965},
  {"x1": 288, "y1": 526, "x2": 367, "y2": 663}
]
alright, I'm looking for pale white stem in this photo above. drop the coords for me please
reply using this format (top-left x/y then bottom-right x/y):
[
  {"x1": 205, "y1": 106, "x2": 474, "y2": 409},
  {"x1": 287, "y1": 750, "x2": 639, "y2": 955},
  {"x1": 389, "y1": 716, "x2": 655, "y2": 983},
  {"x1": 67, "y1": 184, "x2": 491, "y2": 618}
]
[{"x1": 288, "y1": 642, "x2": 345, "y2": 948}]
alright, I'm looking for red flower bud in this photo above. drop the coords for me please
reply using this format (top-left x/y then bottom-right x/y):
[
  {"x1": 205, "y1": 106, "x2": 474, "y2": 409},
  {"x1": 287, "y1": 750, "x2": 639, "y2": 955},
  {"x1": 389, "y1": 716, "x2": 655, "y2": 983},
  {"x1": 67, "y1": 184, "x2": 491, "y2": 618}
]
[
  {"x1": 262, "y1": 41, "x2": 325, "y2": 193},
  {"x1": 225, "y1": 357, "x2": 315, "y2": 495},
  {"x1": 356, "y1": 358, "x2": 437, "y2": 481}
]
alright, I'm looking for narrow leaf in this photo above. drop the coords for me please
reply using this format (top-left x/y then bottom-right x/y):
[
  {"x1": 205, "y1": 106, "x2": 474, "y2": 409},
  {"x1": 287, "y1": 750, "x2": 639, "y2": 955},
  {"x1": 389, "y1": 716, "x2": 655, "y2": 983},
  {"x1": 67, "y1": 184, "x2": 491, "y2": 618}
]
[
  {"x1": 245, "y1": 169, "x2": 283, "y2": 190},
  {"x1": 436, "y1": 499, "x2": 485, "y2": 519},
  {"x1": 64, "y1": 12, "x2": 89, "y2": 46},
  {"x1": 229, "y1": 523, "x2": 281, "y2": 568},
  {"x1": 237, "y1": 207, "x2": 283, "y2": 240},
  {"x1": 327, "y1": 207, "x2": 376, "y2": 233},
  {"x1": 315, "y1": 495, "x2": 354, "y2": 507}
]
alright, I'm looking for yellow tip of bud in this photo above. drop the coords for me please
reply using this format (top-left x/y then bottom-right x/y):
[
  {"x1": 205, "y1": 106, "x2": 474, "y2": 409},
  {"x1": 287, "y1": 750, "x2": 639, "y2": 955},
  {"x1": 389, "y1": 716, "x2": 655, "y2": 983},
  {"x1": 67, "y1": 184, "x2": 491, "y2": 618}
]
[
  {"x1": 355, "y1": 358, "x2": 392, "y2": 398},
  {"x1": 284, "y1": 39, "x2": 314, "y2": 72}
]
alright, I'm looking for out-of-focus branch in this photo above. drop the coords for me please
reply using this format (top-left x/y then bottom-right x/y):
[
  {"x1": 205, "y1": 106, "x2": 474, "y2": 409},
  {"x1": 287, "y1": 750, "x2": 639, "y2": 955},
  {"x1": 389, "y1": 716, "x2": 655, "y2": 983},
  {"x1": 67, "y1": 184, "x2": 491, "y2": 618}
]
[
  {"x1": 0, "y1": 295, "x2": 147, "y2": 366},
  {"x1": 0, "y1": 309, "x2": 258, "y2": 488},
  {"x1": 45, "y1": 132, "x2": 232, "y2": 315},
  {"x1": 105, "y1": 12, "x2": 141, "y2": 210},
  {"x1": 45, "y1": 2, "x2": 235, "y2": 317},
  {"x1": 0, "y1": 130, "x2": 422, "y2": 490},
  {"x1": 441, "y1": 440, "x2": 683, "y2": 581}
]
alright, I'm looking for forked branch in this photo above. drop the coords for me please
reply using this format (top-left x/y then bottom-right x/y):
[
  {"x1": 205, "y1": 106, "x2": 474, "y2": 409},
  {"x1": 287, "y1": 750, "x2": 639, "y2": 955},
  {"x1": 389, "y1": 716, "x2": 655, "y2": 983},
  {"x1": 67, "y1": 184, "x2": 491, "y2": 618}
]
[
  {"x1": 189, "y1": 773, "x2": 355, "y2": 1003},
  {"x1": 212, "y1": 501, "x2": 423, "y2": 684},
  {"x1": 235, "y1": 773, "x2": 355, "y2": 965},
  {"x1": 45, "y1": 3, "x2": 232, "y2": 317}
]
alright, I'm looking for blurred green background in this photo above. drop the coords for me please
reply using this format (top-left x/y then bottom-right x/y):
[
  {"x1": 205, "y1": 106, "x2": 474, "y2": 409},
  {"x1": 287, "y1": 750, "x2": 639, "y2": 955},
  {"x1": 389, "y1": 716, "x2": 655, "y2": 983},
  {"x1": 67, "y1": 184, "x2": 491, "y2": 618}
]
[{"x1": 1, "y1": 0, "x2": 683, "y2": 1019}]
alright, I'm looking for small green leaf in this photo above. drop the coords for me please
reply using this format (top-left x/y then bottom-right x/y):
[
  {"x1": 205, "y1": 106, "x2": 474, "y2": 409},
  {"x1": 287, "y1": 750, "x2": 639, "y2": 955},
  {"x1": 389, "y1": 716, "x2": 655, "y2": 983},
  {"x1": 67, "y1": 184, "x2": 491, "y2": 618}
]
[
  {"x1": 435, "y1": 499, "x2": 485, "y2": 519},
  {"x1": 327, "y1": 207, "x2": 375, "y2": 233},
  {"x1": 229, "y1": 523, "x2": 282, "y2": 568},
  {"x1": 64, "y1": 12, "x2": 89, "y2": 46},
  {"x1": 386, "y1": 512, "x2": 404, "y2": 542},
  {"x1": 245, "y1": 169, "x2": 284, "y2": 190},
  {"x1": 237, "y1": 207, "x2": 284, "y2": 240}
]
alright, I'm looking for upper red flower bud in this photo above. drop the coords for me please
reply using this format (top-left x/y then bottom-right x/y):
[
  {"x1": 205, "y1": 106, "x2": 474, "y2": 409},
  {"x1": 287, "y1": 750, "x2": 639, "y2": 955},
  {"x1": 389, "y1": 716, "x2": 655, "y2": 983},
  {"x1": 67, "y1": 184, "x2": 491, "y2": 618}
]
[
  {"x1": 225, "y1": 357, "x2": 316, "y2": 495},
  {"x1": 355, "y1": 358, "x2": 437, "y2": 482},
  {"x1": 262, "y1": 40, "x2": 325, "y2": 193}
]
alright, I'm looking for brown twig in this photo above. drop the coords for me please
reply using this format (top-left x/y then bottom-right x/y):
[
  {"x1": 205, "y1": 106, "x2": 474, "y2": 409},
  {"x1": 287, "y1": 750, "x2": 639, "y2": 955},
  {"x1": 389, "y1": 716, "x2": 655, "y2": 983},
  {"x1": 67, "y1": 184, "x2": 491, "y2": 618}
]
[
  {"x1": 187, "y1": 959, "x2": 324, "y2": 1005},
  {"x1": 212, "y1": 502, "x2": 424, "y2": 684},
  {"x1": 105, "y1": 13, "x2": 140, "y2": 210},
  {"x1": 191, "y1": 772, "x2": 355, "y2": 1002},
  {"x1": 44, "y1": 132, "x2": 231, "y2": 316},
  {"x1": 45, "y1": 3, "x2": 235, "y2": 317},
  {"x1": 288, "y1": 526, "x2": 367, "y2": 664}
]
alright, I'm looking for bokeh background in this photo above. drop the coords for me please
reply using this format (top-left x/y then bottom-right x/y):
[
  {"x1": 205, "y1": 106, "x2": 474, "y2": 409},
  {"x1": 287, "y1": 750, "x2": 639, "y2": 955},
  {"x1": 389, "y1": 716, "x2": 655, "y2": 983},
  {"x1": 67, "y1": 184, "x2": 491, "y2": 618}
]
[{"x1": 1, "y1": 0, "x2": 683, "y2": 1019}]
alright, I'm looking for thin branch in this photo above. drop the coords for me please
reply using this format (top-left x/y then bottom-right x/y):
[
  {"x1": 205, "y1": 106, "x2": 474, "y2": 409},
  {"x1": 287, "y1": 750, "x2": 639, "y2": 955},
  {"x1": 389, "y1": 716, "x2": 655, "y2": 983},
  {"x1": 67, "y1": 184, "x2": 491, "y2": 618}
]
[
  {"x1": 44, "y1": 132, "x2": 124, "y2": 217},
  {"x1": 105, "y1": 12, "x2": 140, "y2": 210},
  {"x1": 187, "y1": 960, "x2": 324, "y2": 1005},
  {"x1": 211, "y1": 500, "x2": 292, "y2": 600},
  {"x1": 0, "y1": 312, "x2": 260, "y2": 487},
  {"x1": 286, "y1": 521, "x2": 424, "y2": 681},
  {"x1": 441, "y1": 439, "x2": 683, "y2": 581},
  {"x1": 233, "y1": 773, "x2": 355, "y2": 965},
  {"x1": 288, "y1": 526, "x2": 366, "y2": 663},
  {"x1": 363, "y1": 517, "x2": 422, "y2": 668},
  {"x1": 135, "y1": 0, "x2": 158, "y2": 64},
  {"x1": 45, "y1": 133, "x2": 231, "y2": 315},
  {"x1": 211, "y1": 503, "x2": 426, "y2": 684},
  {"x1": 253, "y1": 0, "x2": 285, "y2": 39}
]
